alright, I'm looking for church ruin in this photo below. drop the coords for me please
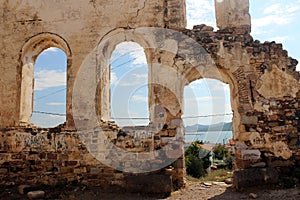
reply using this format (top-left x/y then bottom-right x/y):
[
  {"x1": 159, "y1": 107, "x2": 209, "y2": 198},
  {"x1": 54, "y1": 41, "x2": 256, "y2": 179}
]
[{"x1": 0, "y1": 0, "x2": 299, "y2": 193}]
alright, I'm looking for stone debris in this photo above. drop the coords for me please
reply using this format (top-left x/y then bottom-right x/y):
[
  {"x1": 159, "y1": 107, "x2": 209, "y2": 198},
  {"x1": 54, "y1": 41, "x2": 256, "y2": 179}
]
[
  {"x1": 250, "y1": 162, "x2": 266, "y2": 168},
  {"x1": 212, "y1": 182, "x2": 228, "y2": 187},
  {"x1": 249, "y1": 193, "x2": 258, "y2": 199},
  {"x1": 203, "y1": 182, "x2": 212, "y2": 187},
  {"x1": 0, "y1": 0, "x2": 299, "y2": 194},
  {"x1": 225, "y1": 178, "x2": 233, "y2": 185},
  {"x1": 18, "y1": 185, "x2": 31, "y2": 195},
  {"x1": 27, "y1": 191, "x2": 45, "y2": 199}
]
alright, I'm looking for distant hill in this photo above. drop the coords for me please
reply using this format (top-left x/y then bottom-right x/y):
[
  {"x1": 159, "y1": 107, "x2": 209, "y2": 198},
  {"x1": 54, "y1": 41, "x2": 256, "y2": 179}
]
[{"x1": 185, "y1": 122, "x2": 232, "y2": 132}]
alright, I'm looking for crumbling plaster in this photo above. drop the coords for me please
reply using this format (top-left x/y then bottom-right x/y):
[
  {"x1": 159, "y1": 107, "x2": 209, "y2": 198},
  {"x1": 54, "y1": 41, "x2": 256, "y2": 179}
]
[{"x1": 0, "y1": 0, "x2": 299, "y2": 192}]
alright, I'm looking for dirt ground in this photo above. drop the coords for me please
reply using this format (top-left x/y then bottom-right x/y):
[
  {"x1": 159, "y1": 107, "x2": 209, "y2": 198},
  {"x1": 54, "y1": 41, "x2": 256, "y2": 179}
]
[{"x1": 0, "y1": 181, "x2": 299, "y2": 200}]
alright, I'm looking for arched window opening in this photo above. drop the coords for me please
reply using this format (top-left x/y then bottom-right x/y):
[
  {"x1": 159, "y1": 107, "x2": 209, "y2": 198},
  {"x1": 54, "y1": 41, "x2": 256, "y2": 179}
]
[
  {"x1": 185, "y1": 0, "x2": 216, "y2": 29},
  {"x1": 184, "y1": 78, "x2": 232, "y2": 143},
  {"x1": 110, "y1": 42, "x2": 149, "y2": 127},
  {"x1": 30, "y1": 47, "x2": 67, "y2": 127},
  {"x1": 183, "y1": 78, "x2": 234, "y2": 177}
]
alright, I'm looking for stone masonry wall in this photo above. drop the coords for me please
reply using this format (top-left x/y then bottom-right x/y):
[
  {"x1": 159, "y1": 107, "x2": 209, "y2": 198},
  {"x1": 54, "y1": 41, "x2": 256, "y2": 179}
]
[
  {"x1": 0, "y1": 0, "x2": 299, "y2": 194},
  {"x1": 0, "y1": 0, "x2": 186, "y2": 128},
  {"x1": 0, "y1": 124, "x2": 175, "y2": 193},
  {"x1": 182, "y1": 25, "x2": 300, "y2": 188}
]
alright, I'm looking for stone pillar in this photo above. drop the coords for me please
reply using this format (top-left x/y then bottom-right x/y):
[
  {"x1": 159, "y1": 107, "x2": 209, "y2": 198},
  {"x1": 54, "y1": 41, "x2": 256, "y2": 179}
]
[
  {"x1": 165, "y1": 0, "x2": 187, "y2": 29},
  {"x1": 147, "y1": 50, "x2": 184, "y2": 128},
  {"x1": 146, "y1": 49, "x2": 186, "y2": 188},
  {"x1": 214, "y1": 0, "x2": 251, "y2": 31},
  {"x1": 94, "y1": 54, "x2": 110, "y2": 123},
  {"x1": 19, "y1": 61, "x2": 34, "y2": 125}
]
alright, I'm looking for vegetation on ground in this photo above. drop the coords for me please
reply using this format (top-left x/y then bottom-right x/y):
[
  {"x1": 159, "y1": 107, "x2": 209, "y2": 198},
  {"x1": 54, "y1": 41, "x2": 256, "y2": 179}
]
[
  {"x1": 185, "y1": 141, "x2": 233, "y2": 179},
  {"x1": 187, "y1": 169, "x2": 233, "y2": 182},
  {"x1": 185, "y1": 141, "x2": 209, "y2": 178}
]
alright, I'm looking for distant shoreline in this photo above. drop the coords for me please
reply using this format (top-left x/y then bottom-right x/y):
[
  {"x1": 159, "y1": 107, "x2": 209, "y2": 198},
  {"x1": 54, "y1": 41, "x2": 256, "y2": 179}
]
[
  {"x1": 185, "y1": 122, "x2": 232, "y2": 132},
  {"x1": 185, "y1": 130, "x2": 233, "y2": 144}
]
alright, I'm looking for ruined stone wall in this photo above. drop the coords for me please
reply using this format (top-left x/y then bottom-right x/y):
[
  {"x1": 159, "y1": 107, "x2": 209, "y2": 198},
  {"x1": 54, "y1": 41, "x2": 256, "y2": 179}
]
[
  {"x1": 0, "y1": 0, "x2": 187, "y2": 193},
  {"x1": 182, "y1": 25, "x2": 300, "y2": 188},
  {"x1": 0, "y1": 0, "x2": 186, "y2": 128},
  {"x1": 0, "y1": 124, "x2": 174, "y2": 193},
  {"x1": 0, "y1": 0, "x2": 299, "y2": 194}
]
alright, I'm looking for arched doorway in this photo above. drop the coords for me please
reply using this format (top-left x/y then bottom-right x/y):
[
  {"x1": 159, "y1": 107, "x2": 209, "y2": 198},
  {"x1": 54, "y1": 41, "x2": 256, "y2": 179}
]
[{"x1": 183, "y1": 78, "x2": 234, "y2": 178}]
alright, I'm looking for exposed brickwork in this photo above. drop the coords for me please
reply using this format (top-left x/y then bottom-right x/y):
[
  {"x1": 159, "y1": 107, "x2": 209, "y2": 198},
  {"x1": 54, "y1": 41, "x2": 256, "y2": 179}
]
[{"x1": 0, "y1": 0, "x2": 299, "y2": 193}]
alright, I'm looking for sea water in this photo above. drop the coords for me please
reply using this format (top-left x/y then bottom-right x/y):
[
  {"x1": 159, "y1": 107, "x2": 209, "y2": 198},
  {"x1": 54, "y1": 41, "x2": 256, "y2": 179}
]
[{"x1": 185, "y1": 131, "x2": 233, "y2": 144}]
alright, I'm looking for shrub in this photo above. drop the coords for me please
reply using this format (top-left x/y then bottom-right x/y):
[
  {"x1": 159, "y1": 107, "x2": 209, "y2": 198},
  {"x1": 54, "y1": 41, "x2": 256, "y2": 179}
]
[
  {"x1": 213, "y1": 145, "x2": 229, "y2": 160},
  {"x1": 185, "y1": 141, "x2": 207, "y2": 178},
  {"x1": 186, "y1": 154, "x2": 205, "y2": 178}
]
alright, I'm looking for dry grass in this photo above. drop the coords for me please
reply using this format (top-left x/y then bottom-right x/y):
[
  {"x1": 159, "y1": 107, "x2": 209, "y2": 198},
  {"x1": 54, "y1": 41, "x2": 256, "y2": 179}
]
[{"x1": 187, "y1": 169, "x2": 233, "y2": 182}]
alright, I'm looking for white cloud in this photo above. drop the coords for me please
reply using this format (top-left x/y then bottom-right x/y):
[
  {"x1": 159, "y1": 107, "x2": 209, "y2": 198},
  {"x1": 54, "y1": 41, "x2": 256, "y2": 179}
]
[
  {"x1": 268, "y1": 36, "x2": 289, "y2": 43},
  {"x1": 133, "y1": 73, "x2": 148, "y2": 79},
  {"x1": 119, "y1": 73, "x2": 148, "y2": 87},
  {"x1": 120, "y1": 80, "x2": 147, "y2": 87},
  {"x1": 112, "y1": 42, "x2": 147, "y2": 65},
  {"x1": 187, "y1": 79, "x2": 230, "y2": 93},
  {"x1": 211, "y1": 83, "x2": 230, "y2": 92},
  {"x1": 49, "y1": 115, "x2": 65, "y2": 121},
  {"x1": 196, "y1": 96, "x2": 224, "y2": 101},
  {"x1": 131, "y1": 95, "x2": 148, "y2": 103},
  {"x1": 43, "y1": 47, "x2": 59, "y2": 53},
  {"x1": 252, "y1": 1, "x2": 300, "y2": 35},
  {"x1": 46, "y1": 102, "x2": 65, "y2": 106},
  {"x1": 34, "y1": 70, "x2": 66, "y2": 91},
  {"x1": 186, "y1": 0, "x2": 216, "y2": 29},
  {"x1": 263, "y1": 3, "x2": 300, "y2": 15},
  {"x1": 263, "y1": 4, "x2": 281, "y2": 15},
  {"x1": 252, "y1": 14, "x2": 294, "y2": 28},
  {"x1": 31, "y1": 113, "x2": 65, "y2": 127},
  {"x1": 111, "y1": 72, "x2": 118, "y2": 85}
]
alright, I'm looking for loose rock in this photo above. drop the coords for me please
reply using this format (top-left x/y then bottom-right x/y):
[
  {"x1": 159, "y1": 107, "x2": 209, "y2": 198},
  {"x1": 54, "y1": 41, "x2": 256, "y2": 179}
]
[
  {"x1": 249, "y1": 193, "x2": 258, "y2": 199},
  {"x1": 18, "y1": 185, "x2": 31, "y2": 195},
  {"x1": 27, "y1": 191, "x2": 45, "y2": 199}
]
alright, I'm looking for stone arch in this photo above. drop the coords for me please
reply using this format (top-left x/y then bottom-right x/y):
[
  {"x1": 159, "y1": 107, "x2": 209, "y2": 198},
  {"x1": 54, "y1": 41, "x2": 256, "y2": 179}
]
[
  {"x1": 95, "y1": 28, "x2": 155, "y2": 122},
  {"x1": 95, "y1": 27, "x2": 241, "y2": 187},
  {"x1": 95, "y1": 28, "x2": 240, "y2": 129},
  {"x1": 183, "y1": 64, "x2": 240, "y2": 139},
  {"x1": 18, "y1": 32, "x2": 72, "y2": 126}
]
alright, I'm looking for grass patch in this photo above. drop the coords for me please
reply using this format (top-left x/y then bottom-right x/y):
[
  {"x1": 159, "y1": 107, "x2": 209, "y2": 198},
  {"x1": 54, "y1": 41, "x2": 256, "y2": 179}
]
[
  {"x1": 187, "y1": 169, "x2": 233, "y2": 182},
  {"x1": 200, "y1": 169, "x2": 233, "y2": 182}
]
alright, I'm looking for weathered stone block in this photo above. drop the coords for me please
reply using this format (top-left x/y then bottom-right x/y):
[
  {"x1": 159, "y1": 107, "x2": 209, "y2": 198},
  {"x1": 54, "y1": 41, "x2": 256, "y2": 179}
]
[
  {"x1": 27, "y1": 191, "x2": 45, "y2": 199},
  {"x1": 250, "y1": 162, "x2": 266, "y2": 168},
  {"x1": 60, "y1": 166, "x2": 73, "y2": 173},
  {"x1": 18, "y1": 185, "x2": 31, "y2": 195},
  {"x1": 64, "y1": 161, "x2": 78, "y2": 166},
  {"x1": 125, "y1": 174, "x2": 172, "y2": 194},
  {"x1": 47, "y1": 153, "x2": 58, "y2": 160},
  {"x1": 234, "y1": 168, "x2": 279, "y2": 189},
  {"x1": 241, "y1": 149, "x2": 261, "y2": 160},
  {"x1": 0, "y1": 168, "x2": 8, "y2": 174},
  {"x1": 242, "y1": 116, "x2": 258, "y2": 125}
]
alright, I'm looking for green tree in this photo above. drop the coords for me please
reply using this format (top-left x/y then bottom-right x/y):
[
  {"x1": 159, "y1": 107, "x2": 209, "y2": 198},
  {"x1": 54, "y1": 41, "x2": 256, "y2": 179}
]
[
  {"x1": 185, "y1": 141, "x2": 207, "y2": 178},
  {"x1": 213, "y1": 145, "x2": 229, "y2": 160}
]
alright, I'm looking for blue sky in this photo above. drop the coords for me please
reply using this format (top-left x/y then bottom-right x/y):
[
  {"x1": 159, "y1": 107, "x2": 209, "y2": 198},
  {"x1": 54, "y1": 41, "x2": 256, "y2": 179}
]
[
  {"x1": 31, "y1": 0, "x2": 300, "y2": 127},
  {"x1": 30, "y1": 48, "x2": 67, "y2": 127},
  {"x1": 110, "y1": 42, "x2": 149, "y2": 126}
]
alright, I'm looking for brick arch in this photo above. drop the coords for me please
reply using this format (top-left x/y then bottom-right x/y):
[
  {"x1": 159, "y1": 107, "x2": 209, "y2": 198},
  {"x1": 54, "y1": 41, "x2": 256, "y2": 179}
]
[{"x1": 18, "y1": 32, "x2": 72, "y2": 126}]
